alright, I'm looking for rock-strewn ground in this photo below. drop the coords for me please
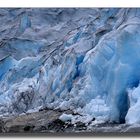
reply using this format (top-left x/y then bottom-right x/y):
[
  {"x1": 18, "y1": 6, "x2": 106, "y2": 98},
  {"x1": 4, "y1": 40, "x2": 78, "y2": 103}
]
[
  {"x1": 0, "y1": 109, "x2": 139, "y2": 133},
  {"x1": 0, "y1": 108, "x2": 85, "y2": 133}
]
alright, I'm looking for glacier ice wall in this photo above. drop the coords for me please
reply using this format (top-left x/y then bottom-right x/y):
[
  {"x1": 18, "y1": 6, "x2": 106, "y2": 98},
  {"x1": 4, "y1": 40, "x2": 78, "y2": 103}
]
[{"x1": 0, "y1": 8, "x2": 140, "y2": 124}]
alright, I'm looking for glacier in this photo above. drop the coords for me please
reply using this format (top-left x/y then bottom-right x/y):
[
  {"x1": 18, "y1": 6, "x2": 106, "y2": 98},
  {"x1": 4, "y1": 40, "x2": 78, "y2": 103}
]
[{"x1": 0, "y1": 8, "x2": 140, "y2": 125}]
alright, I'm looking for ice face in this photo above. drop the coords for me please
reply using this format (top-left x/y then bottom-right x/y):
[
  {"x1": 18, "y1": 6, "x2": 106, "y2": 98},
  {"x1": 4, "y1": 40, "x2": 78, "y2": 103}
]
[
  {"x1": 83, "y1": 23, "x2": 140, "y2": 123},
  {"x1": 0, "y1": 56, "x2": 17, "y2": 80},
  {"x1": 19, "y1": 14, "x2": 31, "y2": 33},
  {"x1": 125, "y1": 85, "x2": 140, "y2": 124},
  {"x1": 0, "y1": 8, "x2": 140, "y2": 124}
]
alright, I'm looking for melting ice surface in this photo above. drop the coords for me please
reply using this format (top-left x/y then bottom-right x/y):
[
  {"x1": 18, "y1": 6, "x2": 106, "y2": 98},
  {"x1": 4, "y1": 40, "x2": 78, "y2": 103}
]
[{"x1": 0, "y1": 8, "x2": 140, "y2": 124}]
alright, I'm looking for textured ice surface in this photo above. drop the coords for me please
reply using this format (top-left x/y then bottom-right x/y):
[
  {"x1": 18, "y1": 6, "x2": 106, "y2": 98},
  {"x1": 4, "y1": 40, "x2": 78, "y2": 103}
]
[
  {"x1": 59, "y1": 113, "x2": 73, "y2": 122},
  {"x1": 0, "y1": 8, "x2": 140, "y2": 124},
  {"x1": 126, "y1": 85, "x2": 140, "y2": 124}
]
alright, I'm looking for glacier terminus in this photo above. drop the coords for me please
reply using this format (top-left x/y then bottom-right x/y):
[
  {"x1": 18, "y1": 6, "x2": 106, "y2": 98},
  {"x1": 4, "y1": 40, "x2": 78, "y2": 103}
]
[{"x1": 0, "y1": 8, "x2": 140, "y2": 132}]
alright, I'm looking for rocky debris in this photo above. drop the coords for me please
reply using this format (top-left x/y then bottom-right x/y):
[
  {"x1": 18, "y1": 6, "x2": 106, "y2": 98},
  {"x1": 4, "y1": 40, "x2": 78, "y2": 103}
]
[
  {"x1": 2, "y1": 109, "x2": 62, "y2": 133},
  {"x1": 0, "y1": 108, "x2": 138, "y2": 133},
  {"x1": 0, "y1": 108, "x2": 81, "y2": 133}
]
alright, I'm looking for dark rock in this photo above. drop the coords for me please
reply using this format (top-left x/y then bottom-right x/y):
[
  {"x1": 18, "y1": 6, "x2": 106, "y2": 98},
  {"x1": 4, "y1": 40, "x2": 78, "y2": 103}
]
[
  {"x1": 24, "y1": 125, "x2": 35, "y2": 132},
  {"x1": 47, "y1": 119, "x2": 65, "y2": 132}
]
